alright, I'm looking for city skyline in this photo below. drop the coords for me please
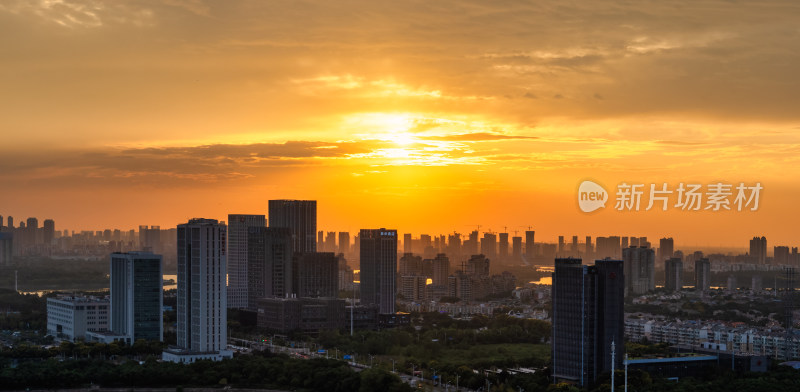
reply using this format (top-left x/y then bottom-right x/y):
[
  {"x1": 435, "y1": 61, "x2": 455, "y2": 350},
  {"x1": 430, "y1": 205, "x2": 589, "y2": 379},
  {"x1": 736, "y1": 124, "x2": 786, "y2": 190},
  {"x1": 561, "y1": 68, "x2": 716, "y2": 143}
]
[{"x1": 1, "y1": 1, "x2": 799, "y2": 246}]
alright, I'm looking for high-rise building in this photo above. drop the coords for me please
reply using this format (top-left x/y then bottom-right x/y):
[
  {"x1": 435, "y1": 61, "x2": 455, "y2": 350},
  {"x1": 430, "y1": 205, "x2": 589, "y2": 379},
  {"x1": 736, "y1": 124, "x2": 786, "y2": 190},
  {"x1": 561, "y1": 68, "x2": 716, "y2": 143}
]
[
  {"x1": 525, "y1": 230, "x2": 535, "y2": 261},
  {"x1": 695, "y1": 258, "x2": 711, "y2": 292},
  {"x1": 247, "y1": 227, "x2": 293, "y2": 310},
  {"x1": 6, "y1": 216, "x2": 13, "y2": 230},
  {"x1": 750, "y1": 236, "x2": 767, "y2": 265},
  {"x1": 432, "y1": 253, "x2": 450, "y2": 286},
  {"x1": 139, "y1": 225, "x2": 161, "y2": 254},
  {"x1": 359, "y1": 228, "x2": 397, "y2": 314},
  {"x1": 498, "y1": 232, "x2": 509, "y2": 262},
  {"x1": 399, "y1": 253, "x2": 423, "y2": 278},
  {"x1": 664, "y1": 257, "x2": 683, "y2": 292},
  {"x1": 481, "y1": 233, "x2": 497, "y2": 261},
  {"x1": 42, "y1": 219, "x2": 55, "y2": 245},
  {"x1": 403, "y1": 233, "x2": 412, "y2": 254},
  {"x1": 552, "y1": 258, "x2": 624, "y2": 386},
  {"x1": 164, "y1": 218, "x2": 231, "y2": 363},
  {"x1": 623, "y1": 247, "x2": 655, "y2": 295},
  {"x1": 108, "y1": 252, "x2": 163, "y2": 343},
  {"x1": 25, "y1": 217, "x2": 38, "y2": 246},
  {"x1": 400, "y1": 275, "x2": 427, "y2": 302},
  {"x1": 466, "y1": 254, "x2": 490, "y2": 277},
  {"x1": 512, "y1": 236, "x2": 522, "y2": 261},
  {"x1": 658, "y1": 238, "x2": 674, "y2": 262},
  {"x1": 323, "y1": 231, "x2": 335, "y2": 253},
  {"x1": 585, "y1": 236, "x2": 593, "y2": 258},
  {"x1": 774, "y1": 246, "x2": 790, "y2": 265},
  {"x1": 294, "y1": 252, "x2": 338, "y2": 298},
  {"x1": 338, "y1": 232, "x2": 350, "y2": 255},
  {"x1": 268, "y1": 200, "x2": 316, "y2": 254},
  {"x1": 558, "y1": 236, "x2": 565, "y2": 255},
  {"x1": 227, "y1": 214, "x2": 266, "y2": 309}
]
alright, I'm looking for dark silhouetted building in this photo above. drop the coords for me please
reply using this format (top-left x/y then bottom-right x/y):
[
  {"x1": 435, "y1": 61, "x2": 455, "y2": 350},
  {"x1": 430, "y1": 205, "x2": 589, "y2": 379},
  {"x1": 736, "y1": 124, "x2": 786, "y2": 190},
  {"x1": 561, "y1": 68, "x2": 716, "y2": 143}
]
[
  {"x1": 695, "y1": 258, "x2": 711, "y2": 292},
  {"x1": 247, "y1": 227, "x2": 293, "y2": 310},
  {"x1": 268, "y1": 199, "x2": 317, "y2": 254},
  {"x1": 294, "y1": 252, "x2": 338, "y2": 298},
  {"x1": 658, "y1": 238, "x2": 674, "y2": 262},
  {"x1": 227, "y1": 214, "x2": 266, "y2": 309},
  {"x1": 360, "y1": 228, "x2": 397, "y2": 314},
  {"x1": 552, "y1": 258, "x2": 624, "y2": 387},
  {"x1": 623, "y1": 246, "x2": 654, "y2": 295},
  {"x1": 664, "y1": 257, "x2": 683, "y2": 292},
  {"x1": 750, "y1": 236, "x2": 767, "y2": 265}
]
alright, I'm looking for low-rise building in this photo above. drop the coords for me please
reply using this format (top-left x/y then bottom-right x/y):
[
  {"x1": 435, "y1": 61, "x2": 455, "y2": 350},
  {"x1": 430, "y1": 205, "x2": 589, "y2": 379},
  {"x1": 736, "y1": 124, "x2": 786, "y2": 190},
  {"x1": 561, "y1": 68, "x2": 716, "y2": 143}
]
[{"x1": 47, "y1": 295, "x2": 109, "y2": 341}]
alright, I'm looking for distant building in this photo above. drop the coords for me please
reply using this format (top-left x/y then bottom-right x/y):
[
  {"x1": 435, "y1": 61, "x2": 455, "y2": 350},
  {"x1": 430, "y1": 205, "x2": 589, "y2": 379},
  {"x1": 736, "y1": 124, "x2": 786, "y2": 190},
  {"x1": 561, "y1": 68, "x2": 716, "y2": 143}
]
[
  {"x1": 727, "y1": 275, "x2": 737, "y2": 293},
  {"x1": 750, "y1": 236, "x2": 767, "y2": 265},
  {"x1": 658, "y1": 238, "x2": 674, "y2": 261},
  {"x1": 139, "y1": 225, "x2": 161, "y2": 254},
  {"x1": 525, "y1": 231, "x2": 535, "y2": 261},
  {"x1": 268, "y1": 200, "x2": 317, "y2": 254},
  {"x1": 400, "y1": 275, "x2": 427, "y2": 302},
  {"x1": 623, "y1": 246, "x2": 655, "y2": 295},
  {"x1": 164, "y1": 218, "x2": 231, "y2": 363},
  {"x1": 227, "y1": 214, "x2": 266, "y2": 309},
  {"x1": 551, "y1": 258, "x2": 624, "y2": 387},
  {"x1": 360, "y1": 228, "x2": 397, "y2": 314},
  {"x1": 42, "y1": 219, "x2": 55, "y2": 245},
  {"x1": 775, "y1": 246, "x2": 790, "y2": 265},
  {"x1": 498, "y1": 232, "x2": 509, "y2": 261},
  {"x1": 338, "y1": 232, "x2": 350, "y2": 254},
  {"x1": 695, "y1": 258, "x2": 711, "y2": 292},
  {"x1": 47, "y1": 296, "x2": 109, "y2": 341},
  {"x1": 664, "y1": 257, "x2": 683, "y2": 292},
  {"x1": 432, "y1": 253, "x2": 449, "y2": 286}
]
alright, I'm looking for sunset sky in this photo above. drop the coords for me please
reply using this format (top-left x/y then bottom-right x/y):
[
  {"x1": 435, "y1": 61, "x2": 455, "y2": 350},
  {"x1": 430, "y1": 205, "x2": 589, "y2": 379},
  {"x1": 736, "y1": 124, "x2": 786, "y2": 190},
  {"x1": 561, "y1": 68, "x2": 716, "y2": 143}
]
[{"x1": 1, "y1": 0, "x2": 799, "y2": 248}]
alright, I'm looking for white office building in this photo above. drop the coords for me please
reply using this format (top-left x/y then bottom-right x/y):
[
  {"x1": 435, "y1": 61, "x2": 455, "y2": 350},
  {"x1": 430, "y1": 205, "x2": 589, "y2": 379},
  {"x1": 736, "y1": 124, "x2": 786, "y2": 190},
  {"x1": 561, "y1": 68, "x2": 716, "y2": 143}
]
[
  {"x1": 163, "y1": 218, "x2": 232, "y2": 363},
  {"x1": 47, "y1": 296, "x2": 109, "y2": 341}
]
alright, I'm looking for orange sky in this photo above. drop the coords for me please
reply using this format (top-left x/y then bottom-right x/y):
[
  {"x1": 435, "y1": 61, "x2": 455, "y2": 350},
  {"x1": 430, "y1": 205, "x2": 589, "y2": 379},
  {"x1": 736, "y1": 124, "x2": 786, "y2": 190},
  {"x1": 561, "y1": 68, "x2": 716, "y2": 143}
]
[{"x1": 1, "y1": 1, "x2": 799, "y2": 248}]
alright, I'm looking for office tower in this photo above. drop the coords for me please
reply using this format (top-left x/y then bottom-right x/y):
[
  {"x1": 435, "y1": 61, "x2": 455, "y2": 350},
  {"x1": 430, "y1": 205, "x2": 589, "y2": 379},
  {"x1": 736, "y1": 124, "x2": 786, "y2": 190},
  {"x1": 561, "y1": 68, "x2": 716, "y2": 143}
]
[
  {"x1": 558, "y1": 236, "x2": 565, "y2": 254},
  {"x1": 338, "y1": 232, "x2": 350, "y2": 254},
  {"x1": 247, "y1": 227, "x2": 293, "y2": 310},
  {"x1": 432, "y1": 253, "x2": 450, "y2": 286},
  {"x1": 658, "y1": 238, "x2": 674, "y2": 261},
  {"x1": 481, "y1": 233, "x2": 497, "y2": 260},
  {"x1": 227, "y1": 214, "x2": 266, "y2": 309},
  {"x1": 268, "y1": 199, "x2": 317, "y2": 254},
  {"x1": 294, "y1": 252, "x2": 338, "y2": 298},
  {"x1": 109, "y1": 251, "x2": 163, "y2": 343},
  {"x1": 525, "y1": 230, "x2": 535, "y2": 260},
  {"x1": 317, "y1": 231, "x2": 324, "y2": 250},
  {"x1": 168, "y1": 218, "x2": 230, "y2": 361},
  {"x1": 5, "y1": 216, "x2": 11, "y2": 230},
  {"x1": 512, "y1": 236, "x2": 522, "y2": 260},
  {"x1": 695, "y1": 258, "x2": 711, "y2": 292},
  {"x1": 774, "y1": 246, "x2": 790, "y2": 265},
  {"x1": 41, "y1": 219, "x2": 54, "y2": 245},
  {"x1": 571, "y1": 236, "x2": 579, "y2": 253},
  {"x1": 139, "y1": 225, "x2": 161, "y2": 254},
  {"x1": 623, "y1": 246, "x2": 655, "y2": 295},
  {"x1": 498, "y1": 232, "x2": 509, "y2": 261},
  {"x1": 750, "y1": 236, "x2": 767, "y2": 265},
  {"x1": 552, "y1": 258, "x2": 624, "y2": 386},
  {"x1": 359, "y1": 228, "x2": 397, "y2": 314},
  {"x1": 664, "y1": 258, "x2": 683, "y2": 292}
]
